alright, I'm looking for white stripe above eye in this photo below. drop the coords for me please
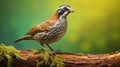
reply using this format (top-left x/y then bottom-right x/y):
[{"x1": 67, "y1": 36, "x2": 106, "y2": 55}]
[{"x1": 58, "y1": 6, "x2": 71, "y2": 10}]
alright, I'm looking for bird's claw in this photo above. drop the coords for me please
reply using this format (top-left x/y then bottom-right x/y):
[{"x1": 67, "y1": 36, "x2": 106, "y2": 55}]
[{"x1": 50, "y1": 51, "x2": 56, "y2": 55}]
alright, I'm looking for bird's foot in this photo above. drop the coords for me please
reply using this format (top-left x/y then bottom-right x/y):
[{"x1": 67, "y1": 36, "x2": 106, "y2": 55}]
[{"x1": 50, "y1": 51, "x2": 56, "y2": 55}]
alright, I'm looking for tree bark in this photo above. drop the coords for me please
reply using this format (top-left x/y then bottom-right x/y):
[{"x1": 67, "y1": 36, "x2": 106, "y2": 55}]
[{"x1": 0, "y1": 50, "x2": 120, "y2": 67}]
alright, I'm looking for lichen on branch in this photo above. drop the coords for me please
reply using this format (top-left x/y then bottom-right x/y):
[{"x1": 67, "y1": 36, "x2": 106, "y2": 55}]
[
  {"x1": 0, "y1": 43, "x2": 22, "y2": 67},
  {"x1": 35, "y1": 48, "x2": 65, "y2": 67},
  {"x1": 0, "y1": 43, "x2": 65, "y2": 67},
  {"x1": 0, "y1": 43, "x2": 120, "y2": 67}
]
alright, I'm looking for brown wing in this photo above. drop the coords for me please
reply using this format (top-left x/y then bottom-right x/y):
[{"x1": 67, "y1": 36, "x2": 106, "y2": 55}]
[
  {"x1": 26, "y1": 12, "x2": 59, "y2": 35},
  {"x1": 26, "y1": 22, "x2": 50, "y2": 35},
  {"x1": 26, "y1": 26, "x2": 40, "y2": 35}
]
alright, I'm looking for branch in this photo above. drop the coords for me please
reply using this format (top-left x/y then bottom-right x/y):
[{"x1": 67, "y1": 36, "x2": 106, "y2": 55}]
[{"x1": 0, "y1": 44, "x2": 120, "y2": 67}]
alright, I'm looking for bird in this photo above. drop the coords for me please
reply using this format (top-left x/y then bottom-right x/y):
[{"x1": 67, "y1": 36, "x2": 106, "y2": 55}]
[{"x1": 14, "y1": 4, "x2": 74, "y2": 51}]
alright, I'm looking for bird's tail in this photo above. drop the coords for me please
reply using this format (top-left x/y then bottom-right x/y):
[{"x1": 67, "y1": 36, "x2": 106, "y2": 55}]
[{"x1": 14, "y1": 35, "x2": 32, "y2": 43}]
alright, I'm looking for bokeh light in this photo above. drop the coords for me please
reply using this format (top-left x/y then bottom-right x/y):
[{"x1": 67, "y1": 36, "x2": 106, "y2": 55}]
[{"x1": 0, "y1": 0, "x2": 120, "y2": 54}]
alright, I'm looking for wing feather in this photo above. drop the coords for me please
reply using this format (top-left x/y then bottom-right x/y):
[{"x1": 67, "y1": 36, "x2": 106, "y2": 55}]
[{"x1": 26, "y1": 12, "x2": 58, "y2": 35}]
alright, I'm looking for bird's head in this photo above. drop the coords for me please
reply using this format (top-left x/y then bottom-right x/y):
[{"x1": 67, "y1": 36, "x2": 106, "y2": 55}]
[{"x1": 57, "y1": 4, "x2": 74, "y2": 17}]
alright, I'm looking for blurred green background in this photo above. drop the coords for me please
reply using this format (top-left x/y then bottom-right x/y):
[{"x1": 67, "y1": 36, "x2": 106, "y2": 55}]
[{"x1": 0, "y1": 0, "x2": 120, "y2": 54}]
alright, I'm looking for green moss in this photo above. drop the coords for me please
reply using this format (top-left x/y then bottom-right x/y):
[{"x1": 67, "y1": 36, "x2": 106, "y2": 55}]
[
  {"x1": 0, "y1": 43, "x2": 21, "y2": 67},
  {"x1": 0, "y1": 43, "x2": 65, "y2": 67},
  {"x1": 36, "y1": 48, "x2": 65, "y2": 67},
  {"x1": 36, "y1": 48, "x2": 51, "y2": 67},
  {"x1": 50, "y1": 55, "x2": 65, "y2": 67}
]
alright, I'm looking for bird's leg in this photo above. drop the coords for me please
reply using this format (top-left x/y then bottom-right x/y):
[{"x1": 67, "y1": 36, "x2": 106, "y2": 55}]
[
  {"x1": 46, "y1": 44, "x2": 54, "y2": 51},
  {"x1": 46, "y1": 44, "x2": 56, "y2": 55},
  {"x1": 40, "y1": 43, "x2": 46, "y2": 49}
]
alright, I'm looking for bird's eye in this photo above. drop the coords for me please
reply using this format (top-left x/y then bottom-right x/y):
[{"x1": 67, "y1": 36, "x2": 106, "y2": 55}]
[{"x1": 58, "y1": 9, "x2": 65, "y2": 15}]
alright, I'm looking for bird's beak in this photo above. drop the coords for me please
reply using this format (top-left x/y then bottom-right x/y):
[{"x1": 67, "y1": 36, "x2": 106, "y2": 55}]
[
  {"x1": 70, "y1": 9, "x2": 74, "y2": 13},
  {"x1": 69, "y1": 8, "x2": 74, "y2": 13}
]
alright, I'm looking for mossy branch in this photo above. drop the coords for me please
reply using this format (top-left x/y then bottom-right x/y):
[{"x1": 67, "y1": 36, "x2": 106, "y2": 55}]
[{"x1": 0, "y1": 44, "x2": 120, "y2": 67}]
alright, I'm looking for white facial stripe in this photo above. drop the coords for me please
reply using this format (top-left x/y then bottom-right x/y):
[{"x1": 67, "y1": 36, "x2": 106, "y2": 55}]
[
  {"x1": 58, "y1": 6, "x2": 71, "y2": 10},
  {"x1": 60, "y1": 6, "x2": 64, "y2": 9},
  {"x1": 62, "y1": 11, "x2": 69, "y2": 17},
  {"x1": 66, "y1": 7, "x2": 71, "y2": 10}
]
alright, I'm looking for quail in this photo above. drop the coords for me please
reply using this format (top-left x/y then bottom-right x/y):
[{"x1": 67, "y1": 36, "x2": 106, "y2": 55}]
[{"x1": 14, "y1": 4, "x2": 73, "y2": 51}]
